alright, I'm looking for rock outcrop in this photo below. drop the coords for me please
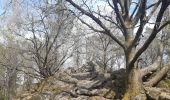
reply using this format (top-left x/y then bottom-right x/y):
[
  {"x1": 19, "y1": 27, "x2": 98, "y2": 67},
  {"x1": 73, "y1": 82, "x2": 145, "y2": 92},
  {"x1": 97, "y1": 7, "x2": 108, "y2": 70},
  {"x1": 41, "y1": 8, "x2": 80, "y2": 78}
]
[
  {"x1": 15, "y1": 61, "x2": 126, "y2": 100},
  {"x1": 15, "y1": 61, "x2": 170, "y2": 100}
]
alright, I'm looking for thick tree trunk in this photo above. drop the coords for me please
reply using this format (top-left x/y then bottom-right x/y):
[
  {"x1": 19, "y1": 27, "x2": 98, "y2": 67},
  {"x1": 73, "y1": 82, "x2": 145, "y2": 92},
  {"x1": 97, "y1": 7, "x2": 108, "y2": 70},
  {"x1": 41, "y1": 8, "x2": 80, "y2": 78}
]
[{"x1": 123, "y1": 69, "x2": 146, "y2": 100}]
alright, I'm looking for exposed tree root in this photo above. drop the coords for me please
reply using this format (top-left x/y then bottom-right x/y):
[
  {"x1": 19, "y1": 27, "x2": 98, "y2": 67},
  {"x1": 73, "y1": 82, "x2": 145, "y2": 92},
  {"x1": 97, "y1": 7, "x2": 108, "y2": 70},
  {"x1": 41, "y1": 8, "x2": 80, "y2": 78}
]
[{"x1": 145, "y1": 87, "x2": 170, "y2": 100}]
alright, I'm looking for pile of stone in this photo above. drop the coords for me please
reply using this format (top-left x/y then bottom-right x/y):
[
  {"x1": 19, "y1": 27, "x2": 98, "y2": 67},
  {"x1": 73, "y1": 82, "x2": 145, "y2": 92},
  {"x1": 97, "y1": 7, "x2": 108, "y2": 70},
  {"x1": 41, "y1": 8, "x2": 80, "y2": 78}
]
[{"x1": 15, "y1": 61, "x2": 126, "y2": 100}]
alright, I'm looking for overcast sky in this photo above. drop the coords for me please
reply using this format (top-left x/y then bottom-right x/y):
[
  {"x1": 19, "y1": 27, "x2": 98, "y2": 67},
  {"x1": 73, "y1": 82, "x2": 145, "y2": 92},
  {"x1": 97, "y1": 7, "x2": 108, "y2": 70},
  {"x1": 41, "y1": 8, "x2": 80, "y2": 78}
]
[{"x1": 0, "y1": 0, "x2": 4, "y2": 14}]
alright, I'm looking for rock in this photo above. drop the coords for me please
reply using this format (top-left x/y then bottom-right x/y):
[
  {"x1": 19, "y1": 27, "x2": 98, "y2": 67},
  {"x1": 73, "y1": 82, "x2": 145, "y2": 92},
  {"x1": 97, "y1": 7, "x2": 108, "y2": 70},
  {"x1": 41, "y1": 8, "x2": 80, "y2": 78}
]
[
  {"x1": 90, "y1": 96, "x2": 112, "y2": 100},
  {"x1": 72, "y1": 72, "x2": 98, "y2": 80},
  {"x1": 16, "y1": 92, "x2": 50, "y2": 100},
  {"x1": 31, "y1": 94, "x2": 43, "y2": 100},
  {"x1": 54, "y1": 92, "x2": 71, "y2": 100},
  {"x1": 132, "y1": 94, "x2": 147, "y2": 100},
  {"x1": 66, "y1": 67, "x2": 77, "y2": 74},
  {"x1": 76, "y1": 88, "x2": 99, "y2": 96},
  {"x1": 77, "y1": 80, "x2": 95, "y2": 89},
  {"x1": 76, "y1": 73, "x2": 113, "y2": 88},
  {"x1": 60, "y1": 75, "x2": 79, "y2": 84},
  {"x1": 145, "y1": 87, "x2": 170, "y2": 100},
  {"x1": 86, "y1": 61, "x2": 96, "y2": 72},
  {"x1": 103, "y1": 90, "x2": 115, "y2": 99},
  {"x1": 74, "y1": 61, "x2": 106, "y2": 73},
  {"x1": 70, "y1": 96, "x2": 90, "y2": 100},
  {"x1": 15, "y1": 62, "x2": 128, "y2": 100},
  {"x1": 76, "y1": 88, "x2": 89, "y2": 95}
]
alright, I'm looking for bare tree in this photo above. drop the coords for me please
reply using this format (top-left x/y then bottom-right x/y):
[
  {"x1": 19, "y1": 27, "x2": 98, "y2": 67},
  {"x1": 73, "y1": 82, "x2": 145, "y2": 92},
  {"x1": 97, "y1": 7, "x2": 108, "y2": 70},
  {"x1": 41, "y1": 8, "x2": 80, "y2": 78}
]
[
  {"x1": 65, "y1": 0, "x2": 170, "y2": 99},
  {"x1": 85, "y1": 33, "x2": 123, "y2": 72},
  {"x1": 18, "y1": 0, "x2": 75, "y2": 78},
  {"x1": 0, "y1": 34, "x2": 22, "y2": 100}
]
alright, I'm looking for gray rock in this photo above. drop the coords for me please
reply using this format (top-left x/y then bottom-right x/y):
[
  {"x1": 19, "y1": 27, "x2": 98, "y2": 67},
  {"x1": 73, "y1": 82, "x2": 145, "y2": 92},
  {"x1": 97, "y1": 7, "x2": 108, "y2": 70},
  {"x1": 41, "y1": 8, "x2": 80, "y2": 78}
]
[
  {"x1": 72, "y1": 72, "x2": 98, "y2": 80},
  {"x1": 76, "y1": 88, "x2": 99, "y2": 96},
  {"x1": 70, "y1": 96, "x2": 90, "y2": 100},
  {"x1": 77, "y1": 80, "x2": 97, "y2": 89},
  {"x1": 54, "y1": 92, "x2": 71, "y2": 100}
]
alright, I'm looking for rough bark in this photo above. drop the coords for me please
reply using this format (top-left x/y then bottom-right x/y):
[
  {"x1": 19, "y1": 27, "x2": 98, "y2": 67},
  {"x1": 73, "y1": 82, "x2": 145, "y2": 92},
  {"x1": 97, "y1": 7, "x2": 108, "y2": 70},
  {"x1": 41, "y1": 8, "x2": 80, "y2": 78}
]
[{"x1": 123, "y1": 69, "x2": 146, "y2": 100}]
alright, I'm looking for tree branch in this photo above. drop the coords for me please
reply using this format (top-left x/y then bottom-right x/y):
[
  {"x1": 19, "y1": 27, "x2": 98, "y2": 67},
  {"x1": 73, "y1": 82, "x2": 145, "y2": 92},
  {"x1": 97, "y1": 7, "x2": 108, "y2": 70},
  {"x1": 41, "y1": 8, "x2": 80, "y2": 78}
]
[
  {"x1": 66, "y1": 0, "x2": 125, "y2": 49},
  {"x1": 140, "y1": 56, "x2": 161, "y2": 77},
  {"x1": 130, "y1": 2, "x2": 170, "y2": 65}
]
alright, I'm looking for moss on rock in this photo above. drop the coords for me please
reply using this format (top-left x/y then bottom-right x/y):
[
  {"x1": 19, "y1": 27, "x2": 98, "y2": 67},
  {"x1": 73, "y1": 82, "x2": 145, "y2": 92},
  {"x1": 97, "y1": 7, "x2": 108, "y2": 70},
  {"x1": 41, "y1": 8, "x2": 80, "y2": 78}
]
[
  {"x1": 103, "y1": 89, "x2": 115, "y2": 99},
  {"x1": 157, "y1": 79, "x2": 170, "y2": 88}
]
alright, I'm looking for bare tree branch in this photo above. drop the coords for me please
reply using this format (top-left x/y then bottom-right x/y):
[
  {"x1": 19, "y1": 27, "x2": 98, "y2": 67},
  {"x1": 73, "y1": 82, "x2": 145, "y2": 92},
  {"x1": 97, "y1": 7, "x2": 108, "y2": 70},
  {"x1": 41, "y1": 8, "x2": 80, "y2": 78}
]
[
  {"x1": 130, "y1": 2, "x2": 170, "y2": 65},
  {"x1": 66, "y1": 0, "x2": 125, "y2": 49}
]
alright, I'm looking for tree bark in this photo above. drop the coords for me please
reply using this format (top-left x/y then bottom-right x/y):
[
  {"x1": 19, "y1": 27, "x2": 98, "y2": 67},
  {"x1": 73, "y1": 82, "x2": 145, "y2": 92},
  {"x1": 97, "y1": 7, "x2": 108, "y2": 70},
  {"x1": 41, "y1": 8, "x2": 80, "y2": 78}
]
[
  {"x1": 123, "y1": 68, "x2": 146, "y2": 100},
  {"x1": 144, "y1": 63, "x2": 170, "y2": 86}
]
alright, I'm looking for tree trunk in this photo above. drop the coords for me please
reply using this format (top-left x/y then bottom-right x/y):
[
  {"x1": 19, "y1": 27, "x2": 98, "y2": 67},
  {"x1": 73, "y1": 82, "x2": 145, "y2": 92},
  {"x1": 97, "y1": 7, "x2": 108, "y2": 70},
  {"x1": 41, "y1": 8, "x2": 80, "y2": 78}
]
[
  {"x1": 6, "y1": 67, "x2": 17, "y2": 100},
  {"x1": 123, "y1": 69, "x2": 146, "y2": 100}
]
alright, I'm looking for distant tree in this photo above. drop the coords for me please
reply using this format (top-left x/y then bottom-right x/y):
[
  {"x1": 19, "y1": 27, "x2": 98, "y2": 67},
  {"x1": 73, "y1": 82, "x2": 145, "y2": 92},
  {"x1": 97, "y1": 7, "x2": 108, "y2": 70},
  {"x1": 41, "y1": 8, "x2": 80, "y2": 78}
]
[
  {"x1": 86, "y1": 33, "x2": 123, "y2": 72},
  {"x1": 19, "y1": 0, "x2": 75, "y2": 78},
  {"x1": 0, "y1": 33, "x2": 21, "y2": 100}
]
